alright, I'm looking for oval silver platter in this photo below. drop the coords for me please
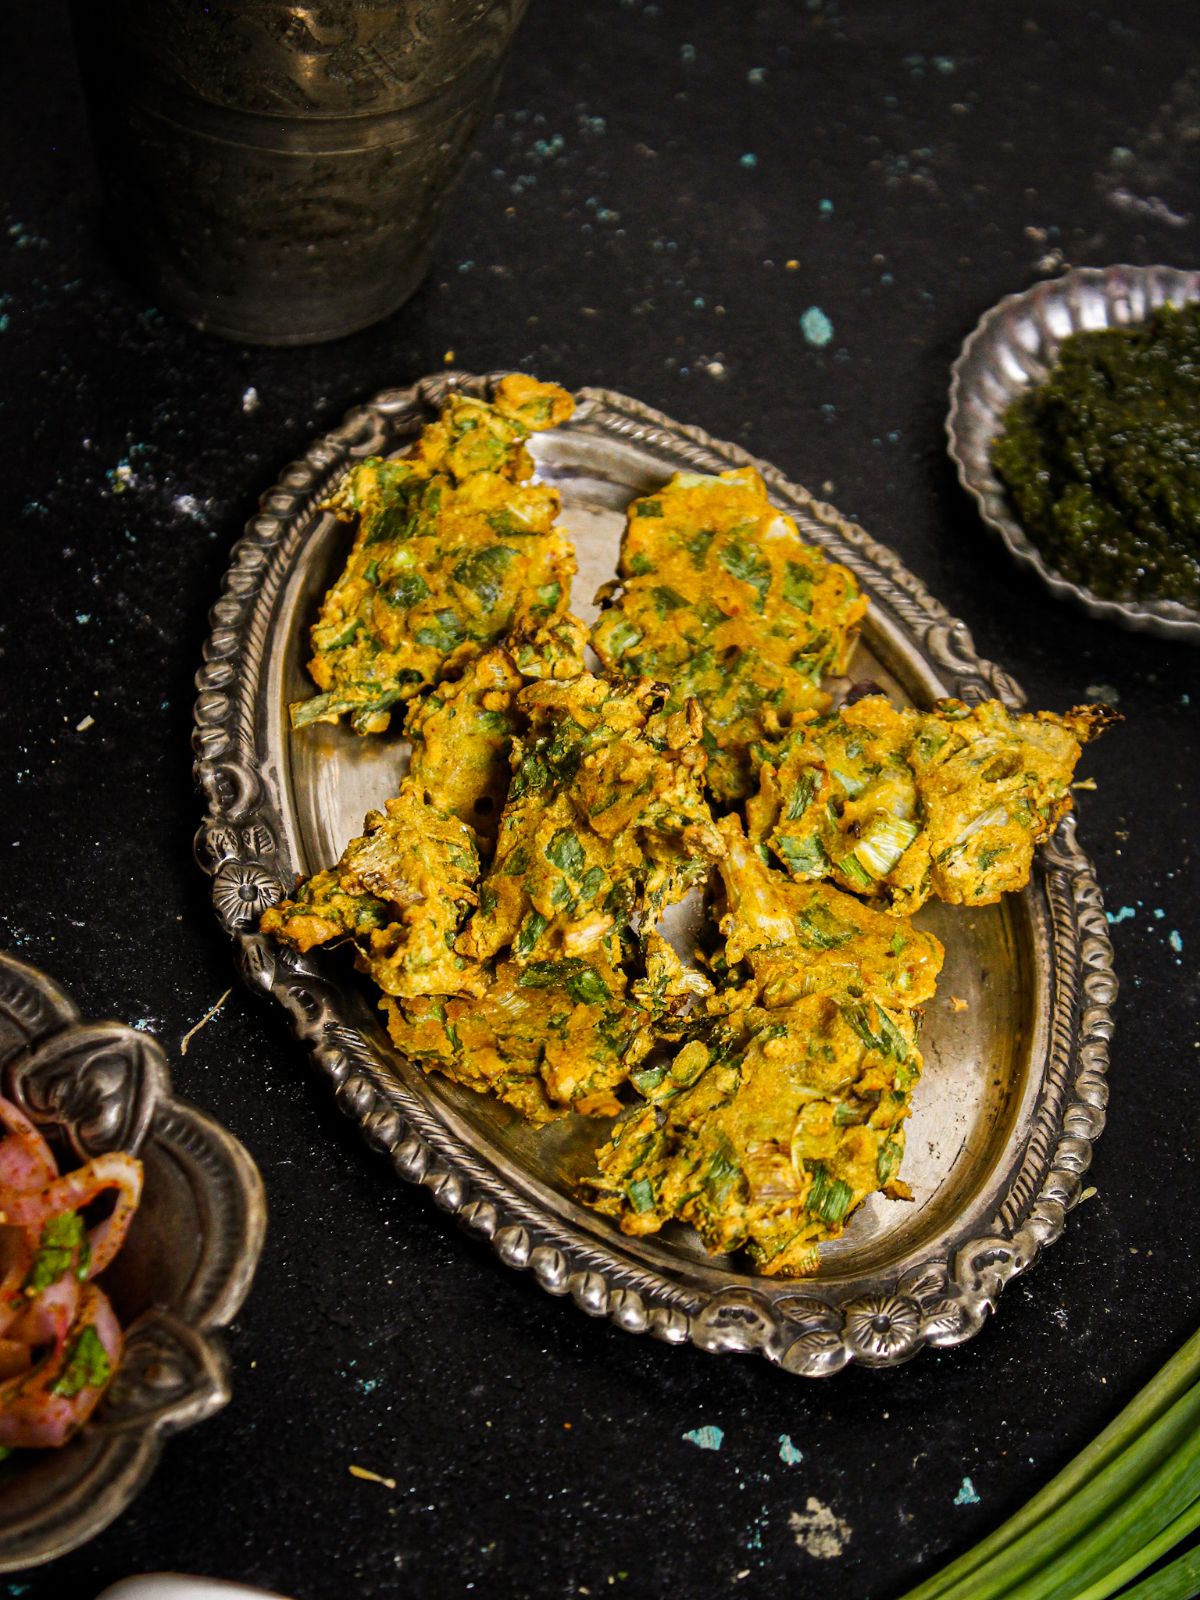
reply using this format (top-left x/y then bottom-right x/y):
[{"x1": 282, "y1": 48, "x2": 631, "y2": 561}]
[
  {"x1": 0, "y1": 952, "x2": 266, "y2": 1568},
  {"x1": 194, "y1": 372, "x2": 1115, "y2": 1376},
  {"x1": 947, "y1": 262, "x2": 1200, "y2": 644}
]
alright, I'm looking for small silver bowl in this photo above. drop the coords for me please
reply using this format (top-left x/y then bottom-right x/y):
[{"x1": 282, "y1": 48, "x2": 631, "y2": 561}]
[
  {"x1": 947, "y1": 263, "x2": 1200, "y2": 644},
  {"x1": 0, "y1": 954, "x2": 266, "y2": 1570}
]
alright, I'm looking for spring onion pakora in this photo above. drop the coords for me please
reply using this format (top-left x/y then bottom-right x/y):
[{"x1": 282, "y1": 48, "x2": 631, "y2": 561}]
[
  {"x1": 459, "y1": 672, "x2": 724, "y2": 968},
  {"x1": 591, "y1": 467, "x2": 867, "y2": 802},
  {"x1": 746, "y1": 695, "x2": 1116, "y2": 914},
  {"x1": 293, "y1": 375, "x2": 577, "y2": 733},
  {"x1": 383, "y1": 946, "x2": 644, "y2": 1123},
  {"x1": 389, "y1": 673, "x2": 727, "y2": 1119},
  {"x1": 403, "y1": 647, "x2": 526, "y2": 854},
  {"x1": 259, "y1": 786, "x2": 484, "y2": 1001},
  {"x1": 403, "y1": 618, "x2": 589, "y2": 854},
  {"x1": 587, "y1": 819, "x2": 944, "y2": 1272},
  {"x1": 709, "y1": 815, "x2": 944, "y2": 1012}
]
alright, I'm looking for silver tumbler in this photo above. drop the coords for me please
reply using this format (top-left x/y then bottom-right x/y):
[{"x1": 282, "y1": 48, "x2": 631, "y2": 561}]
[{"x1": 71, "y1": 1, "x2": 531, "y2": 345}]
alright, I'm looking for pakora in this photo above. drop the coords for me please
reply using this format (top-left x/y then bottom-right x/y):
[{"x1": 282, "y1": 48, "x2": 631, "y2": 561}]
[
  {"x1": 588, "y1": 821, "x2": 942, "y2": 1273},
  {"x1": 708, "y1": 815, "x2": 943, "y2": 1011},
  {"x1": 459, "y1": 673, "x2": 725, "y2": 968},
  {"x1": 747, "y1": 694, "x2": 1116, "y2": 914},
  {"x1": 591, "y1": 467, "x2": 867, "y2": 801},
  {"x1": 260, "y1": 786, "x2": 484, "y2": 1001},
  {"x1": 403, "y1": 615, "x2": 590, "y2": 854},
  {"x1": 293, "y1": 376, "x2": 578, "y2": 734},
  {"x1": 384, "y1": 942, "x2": 643, "y2": 1124},
  {"x1": 388, "y1": 672, "x2": 725, "y2": 1120},
  {"x1": 403, "y1": 646, "x2": 526, "y2": 853}
]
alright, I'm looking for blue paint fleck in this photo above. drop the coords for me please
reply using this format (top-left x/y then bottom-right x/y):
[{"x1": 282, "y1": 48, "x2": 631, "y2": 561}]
[
  {"x1": 75, "y1": 612, "x2": 91, "y2": 624},
  {"x1": 0, "y1": 315, "x2": 9, "y2": 333},
  {"x1": 801, "y1": 306, "x2": 834, "y2": 346},
  {"x1": 683, "y1": 1425, "x2": 724, "y2": 1452},
  {"x1": 693, "y1": 296, "x2": 706, "y2": 308},
  {"x1": 954, "y1": 1477, "x2": 981, "y2": 1506},
  {"x1": 740, "y1": 152, "x2": 758, "y2": 169},
  {"x1": 778, "y1": 1434, "x2": 803, "y2": 1465},
  {"x1": 1169, "y1": 930, "x2": 1183, "y2": 954},
  {"x1": 818, "y1": 198, "x2": 834, "y2": 214},
  {"x1": 681, "y1": 42, "x2": 696, "y2": 64},
  {"x1": 355, "y1": 1376, "x2": 382, "y2": 1395},
  {"x1": 1106, "y1": 906, "x2": 1136, "y2": 924},
  {"x1": 1154, "y1": 908, "x2": 1166, "y2": 920}
]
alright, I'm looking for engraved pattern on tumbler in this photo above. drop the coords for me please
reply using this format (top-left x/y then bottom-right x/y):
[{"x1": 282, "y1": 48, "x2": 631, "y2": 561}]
[{"x1": 70, "y1": 1, "x2": 531, "y2": 344}]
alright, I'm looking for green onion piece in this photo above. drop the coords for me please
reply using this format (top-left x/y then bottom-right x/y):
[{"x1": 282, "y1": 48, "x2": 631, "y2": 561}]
[
  {"x1": 513, "y1": 911, "x2": 549, "y2": 959},
  {"x1": 291, "y1": 692, "x2": 353, "y2": 727},
  {"x1": 349, "y1": 692, "x2": 406, "y2": 733},
  {"x1": 954, "y1": 804, "x2": 1010, "y2": 846},
  {"x1": 830, "y1": 763, "x2": 868, "y2": 798},
  {"x1": 1100, "y1": 1538, "x2": 1200, "y2": 1600},
  {"x1": 703, "y1": 1143, "x2": 741, "y2": 1204},
  {"x1": 804, "y1": 1162, "x2": 853, "y2": 1225},
  {"x1": 630, "y1": 1063, "x2": 668, "y2": 1096},
  {"x1": 994, "y1": 1424, "x2": 1200, "y2": 1600},
  {"x1": 784, "y1": 771, "x2": 818, "y2": 821},
  {"x1": 853, "y1": 814, "x2": 920, "y2": 878},
  {"x1": 896, "y1": 1333, "x2": 1200, "y2": 1600},
  {"x1": 876, "y1": 1139, "x2": 903, "y2": 1184},
  {"x1": 1069, "y1": 1497, "x2": 1200, "y2": 1600},
  {"x1": 837, "y1": 852, "x2": 876, "y2": 891},
  {"x1": 774, "y1": 834, "x2": 829, "y2": 877}
]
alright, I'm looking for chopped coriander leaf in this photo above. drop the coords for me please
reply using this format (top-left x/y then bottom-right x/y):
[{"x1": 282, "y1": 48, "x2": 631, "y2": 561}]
[
  {"x1": 52, "y1": 1324, "x2": 112, "y2": 1399},
  {"x1": 21, "y1": 1212, "x2": 86, "y2": 1297}
]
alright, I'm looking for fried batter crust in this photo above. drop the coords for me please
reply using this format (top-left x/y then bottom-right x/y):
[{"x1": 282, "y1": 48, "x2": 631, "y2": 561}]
[
  {"x1": 295, "y1": 376, "x2": 577, "y2": 734},
  {"x1": 459, "y1": 673, "x2": 725, "y2": 967},
  {"x1": 585, "y1": 818, "x2": 944, "y2": 1273},
  {"x1": 591, "y1": 467, "x2": 867, "y2": 801},
  {"x1": 259, "y1": 786, "x2": 484, "y2": 1000},
  {"x1": 747, "y1": 695, "x2": 1116, "y2": 913}
]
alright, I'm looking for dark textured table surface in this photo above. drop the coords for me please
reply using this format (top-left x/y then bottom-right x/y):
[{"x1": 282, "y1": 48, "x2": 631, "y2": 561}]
[{"x1": 2, "y1": 3, "x2": 1199, "y2": 1597}]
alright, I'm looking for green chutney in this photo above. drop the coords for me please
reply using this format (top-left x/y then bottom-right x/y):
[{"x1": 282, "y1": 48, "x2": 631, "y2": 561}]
[{"x1": 990, "y1": 299, "x2": 1200, "y2": 608}]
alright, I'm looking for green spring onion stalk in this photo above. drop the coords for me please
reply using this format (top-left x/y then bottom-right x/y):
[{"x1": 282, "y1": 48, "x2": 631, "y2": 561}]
[
  {"x1": 897, "y1": 1327, "x2": 1200, "y2": 1600},
  {"x1": 997, "y1": 1419, "x2": 1200, "y2": 1600},
  {"x1": 1103, "y1": 1541, "x2": 1200, "y2": 1600},
  {"x1": 1069, "y1": 1500, "x2": 1200, "y2": 1600}
]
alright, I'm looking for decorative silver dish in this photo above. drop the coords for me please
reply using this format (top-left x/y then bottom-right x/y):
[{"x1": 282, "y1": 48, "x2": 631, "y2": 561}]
[
  {"x1": 0, "y1": 953, "x2": 266, "y2": 1569},
  {"x1": 947, "y1": 263, "x2": 1200, "y2": 644},
  {"x1": 194, "y1": 373, "x2": 1115, "y2": 1376}
]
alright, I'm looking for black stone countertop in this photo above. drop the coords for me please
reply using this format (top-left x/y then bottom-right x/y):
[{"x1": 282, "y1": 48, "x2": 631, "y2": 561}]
[{"x1": 2, "y1": 3, "x2": 1198, "y2": 1597}]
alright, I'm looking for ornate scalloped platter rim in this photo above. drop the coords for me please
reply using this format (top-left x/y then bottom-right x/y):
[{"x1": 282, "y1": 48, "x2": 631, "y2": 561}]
[
  {"x1": 947, "y1": 263, "x2": 1200, "y2": 643},
  {"x1": 194, "y1": 372, "x2": 1116, "y2": 1376}
]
